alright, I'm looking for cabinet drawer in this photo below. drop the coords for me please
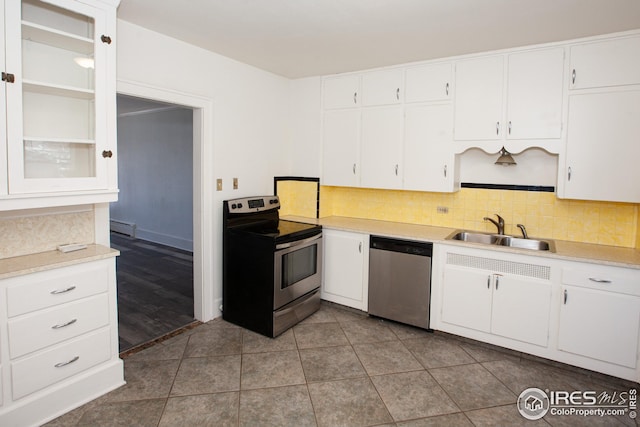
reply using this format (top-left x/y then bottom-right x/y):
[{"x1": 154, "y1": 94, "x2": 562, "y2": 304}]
[
  {"x1": 8, "y1": 294, "x2": 109, "y2": 359},
  {"x1": 11, "y1": 328, "x2": 111, "y2": 400},
  {"x1": 561, "y1": 265, "x2": 640, "y2": 297},
  {"x1": 7, "y1": 261, "x2": 110, "y2": 317}
]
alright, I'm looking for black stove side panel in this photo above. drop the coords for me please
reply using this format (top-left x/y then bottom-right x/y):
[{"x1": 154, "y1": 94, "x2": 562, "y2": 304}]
[{"x1": 223, "y1": 230, "x2": 275, "y2": 337}]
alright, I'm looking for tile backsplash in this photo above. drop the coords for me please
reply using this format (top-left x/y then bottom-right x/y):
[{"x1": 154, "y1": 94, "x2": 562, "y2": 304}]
[
  {"x1": 0, "y1": 207, "x2": 95, "y2": 259},
  {"x1": 313, "y1": 186, "x2": 638, "y2": 248}
]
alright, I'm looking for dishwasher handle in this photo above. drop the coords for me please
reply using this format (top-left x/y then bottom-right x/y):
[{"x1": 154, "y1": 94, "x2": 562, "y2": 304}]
[{"x1": 370, "y1": 236, "x2": 432, "y2": 257}]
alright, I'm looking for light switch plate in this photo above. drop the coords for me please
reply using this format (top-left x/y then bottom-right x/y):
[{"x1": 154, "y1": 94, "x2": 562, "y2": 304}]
[
  {"x1": 216, "y1": 179, "x2": 222, "y2": 191},
  {"x1": 233, "y1": 178, "x2": 238, "y2": 189}
]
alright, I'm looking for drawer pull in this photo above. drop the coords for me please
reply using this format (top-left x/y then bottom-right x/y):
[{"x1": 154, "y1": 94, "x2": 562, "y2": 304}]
[
  {"x1": 52, "y1": 318, "x2": 78, "y2": 329},
  {"x1": 54, "y1": 355, "x2": 79, "y2": 368},
  {"x1": 50, "y1": 285, "x2": 76, "y2": 295},
  {"x1": 588, "y1": 277, "x2": 612, "y2": 284}
]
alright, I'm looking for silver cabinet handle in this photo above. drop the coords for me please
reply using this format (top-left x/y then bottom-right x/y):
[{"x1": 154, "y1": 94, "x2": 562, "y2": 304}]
[
  {"x1": 354, "y1": 92, "x2": 357, "y2": 104},
  {"x1": 395, "y1": 164, "x2": 398, "y2": 176},
  {"x1": 508, "y1": 121, "x2": 512, "y2": 135},
  {"x1": 445, "y1": 82, "x2": 449, "y2": 96},
  {"x1": 396, "y1": 87, "x2": 400, "y2": 101},
  {"x1": 52, "y1": 318, "x2": 77, "y2": 329},
  {"x1": 563, "y1": 289, "x2": 568, "y2": 304},
  {"x1": 487, "y1": 275, "x2": 491, "y2": 289},
  {"x1": 496, "y1": 122, "x2": 500, "y2": 136},
  {"x1": 572, "y1": 69, "x2": 576, "y2": 85},
  {"x1": 55, "y1": 355, "x2": 79, "y2": 368},
  {"x1": 352, "y1": 163, "x2": 356, "y2": 175},
  {"x1": 567, "y1": 167, "x2": 572, "y2": 181},
  {"x1": 358, "y1": 242, "x2": 362, "y2": 253},
  {"x1": 495, "y1": 275, "x2": 500, "y2": 290},
  {"x1": 50, "y1": 285, "x2": 76, "y2": 295},
  {"x1": 589, "y1": 277, "x2": 612, "y2": 284},
  {"x1": 443, "y1": 165, "x2": 447, "y2": 178}
]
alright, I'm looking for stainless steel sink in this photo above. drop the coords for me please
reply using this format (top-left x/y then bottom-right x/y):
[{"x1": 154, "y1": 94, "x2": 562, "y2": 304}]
[
  {"x1": 447, "y1": 231, "x2": 501, "y2": 245},
  {"x1": 497, "y1": 236, "x2": 556, "y2": 252},
  {"x1": 446, "y1": 230, "x2": 555, "y2": 252}
]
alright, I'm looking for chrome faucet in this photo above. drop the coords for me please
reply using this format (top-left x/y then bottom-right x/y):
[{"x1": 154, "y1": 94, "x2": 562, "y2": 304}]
[
  {"x1": 483, "y1": 214, "x2": 505, "y2": 235},
  {"x1": 517, "y1": 224, "x2": 528, "y2": 239}
]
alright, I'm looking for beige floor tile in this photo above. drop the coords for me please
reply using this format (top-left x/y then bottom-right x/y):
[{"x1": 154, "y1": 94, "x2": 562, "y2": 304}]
[
  {"x1": 159, "y1": 393, "x2": 239, "y2": 427},
  {"x1": 371, "y1": 370, "x2": 460, "y2": 421},
  {"x1": 300, "y1": 345, "x2": 366, "y2": 382},
  {"x1": 171, "y1": 354, "x2": 241, "y2": 396},
  {"x1": 240, "y1": 385, "x2": 316, "y2": 427},
  {"x1": 241, "y1": 350, "x2": 305, "y2": 390},
  {"x1": 308, "y1": 377, "x2": 392, "y2": 427},
  {"x1": 353, "y1": 340, "x2": 423, "y2": 375}
]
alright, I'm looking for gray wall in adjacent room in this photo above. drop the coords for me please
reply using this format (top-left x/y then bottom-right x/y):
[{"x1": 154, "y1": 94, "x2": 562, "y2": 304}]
[{"x1": 111, "y1": 105, "x2": 194, "y2": 251}]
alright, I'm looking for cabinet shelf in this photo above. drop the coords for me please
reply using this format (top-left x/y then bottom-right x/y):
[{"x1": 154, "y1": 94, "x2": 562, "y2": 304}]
[
  {"x1": 24, "y1": 136, "x2": 96, "y2": 145},
  {"x1": 23, "y1": 79, "x2": 94, "y2": 100},
  {"x1": 22, "y1": 21, "x2": 93, "y2": 54}
]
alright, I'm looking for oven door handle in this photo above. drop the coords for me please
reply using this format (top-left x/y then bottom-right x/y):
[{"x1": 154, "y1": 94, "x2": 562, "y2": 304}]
[{"x1": 275, "y1": 233, "x2": 322, "y2": 250}]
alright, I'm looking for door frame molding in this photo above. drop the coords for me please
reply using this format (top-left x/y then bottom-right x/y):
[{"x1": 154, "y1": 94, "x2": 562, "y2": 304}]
[{"x1": 116, "y1": 79, "x2": 215, "y2": 322}]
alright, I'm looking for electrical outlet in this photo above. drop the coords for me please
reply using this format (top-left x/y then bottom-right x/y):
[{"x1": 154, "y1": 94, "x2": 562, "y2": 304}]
[
  {"x1": 216, "y1": 179, "x2": 222, "y2": 191},
  {"x1": 233, "y1": 178, "x2": 238, "y2": 190},
  {"x1": 437, "y1": 206, "x2": 449, "y2": 214}
]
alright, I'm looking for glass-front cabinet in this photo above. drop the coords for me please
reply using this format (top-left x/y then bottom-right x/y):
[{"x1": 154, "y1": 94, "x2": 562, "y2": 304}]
[{"x1": 1, "y1": 0, "x2": 117, "y2": 207}]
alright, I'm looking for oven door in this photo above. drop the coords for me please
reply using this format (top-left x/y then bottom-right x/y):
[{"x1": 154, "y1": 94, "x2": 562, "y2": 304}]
[{"x1": 273, "y1": 233, "x2": 323, "y2": 309}]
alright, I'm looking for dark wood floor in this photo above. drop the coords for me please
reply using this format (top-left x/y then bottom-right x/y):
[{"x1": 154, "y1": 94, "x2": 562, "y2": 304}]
[{"x1": 111, "y1": 232, "x2": 195, "y2": 352}]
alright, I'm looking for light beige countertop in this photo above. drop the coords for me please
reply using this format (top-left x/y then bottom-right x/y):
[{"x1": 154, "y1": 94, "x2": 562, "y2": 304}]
[
  {"x1": 0, "y1": 244, "x2": 119, "y2": 280},
  {"x1": 284, "y1": 215, "x2": 640, "y2": 270}
]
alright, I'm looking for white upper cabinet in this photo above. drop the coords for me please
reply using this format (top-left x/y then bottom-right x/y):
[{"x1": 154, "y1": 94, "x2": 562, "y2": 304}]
[
  {"x1": 361, "y1": 68, "x2": 403, "y2": 106},
  {"x1": 453, "y1": 55, "x2": 504, "y2": 143},
  {"x1": 360, "y1": 106, "x2": 403, "y2": 189},
  {"x1": 560, "y1": 89, "x2": 640, "y2": 203},
  {"x1": 403, "y1": 104, "x2": 458, "y2": 193},
  {"x1": 1, "y1": 0, "x2": 118, "y2": 208},
  {"x1": 0, "y1": 4, "x2": 6, "y2": 198},
  {"x1": 569, "y1": 35, "x2": 640, "y2": 90},
  {"x1": 323, "y1": 74, "x2": 360, "y2": 109},
  {"x1": 506, "y1": 48, "x2": 564, "y2": 140},
  {"x1": 405, "y1": 62, "x2": 452, "y2": 103},
  {"x1": 454, "y1": 48, "x2": 565, "y2": 153},
  {"x1": 322, "y1": 109, "x2": 360, "y2": 187}
]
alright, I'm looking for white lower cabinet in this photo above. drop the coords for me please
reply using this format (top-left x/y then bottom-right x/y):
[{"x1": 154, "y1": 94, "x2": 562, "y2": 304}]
[
  {"x1": 0, "y1": 256, "x2": 124, "y2": 427},
  {"x1": 321, "y1": 229, "x2": 368, "y2": 311},
  {"x1": 440, "y1": 249, "x2": 552, "y2": 347},
  {"x1": 558, "y1": 263, "x2": 640, "y2": 370},
  {"x1": 434, "y1": 243, "x2": 640, "y2": 382}
]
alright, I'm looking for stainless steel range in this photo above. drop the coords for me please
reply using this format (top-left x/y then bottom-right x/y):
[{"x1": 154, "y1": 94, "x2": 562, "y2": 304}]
[{"x1": 222, "y1": 195, "x2": 322, "y2": 337}]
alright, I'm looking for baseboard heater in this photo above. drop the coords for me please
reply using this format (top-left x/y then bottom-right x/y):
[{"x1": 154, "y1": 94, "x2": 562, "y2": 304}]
[{"x1": 110, "y1": 220, "x2": 136, "y2": 237}]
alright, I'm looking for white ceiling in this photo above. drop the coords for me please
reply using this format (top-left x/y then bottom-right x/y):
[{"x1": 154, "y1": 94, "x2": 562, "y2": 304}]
[{"x1": 116, "y1": 0, "x2": 640, "y2": 79}]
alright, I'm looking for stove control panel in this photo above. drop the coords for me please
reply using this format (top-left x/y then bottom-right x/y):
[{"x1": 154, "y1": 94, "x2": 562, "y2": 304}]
[{"x1": 226, "y1": 195, "x2": 280, "y2": 213}]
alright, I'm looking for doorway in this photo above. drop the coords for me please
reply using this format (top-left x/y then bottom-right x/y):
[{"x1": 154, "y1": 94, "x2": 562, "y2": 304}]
[
  {"x1": 112, "y1": 94, "x2": 195, "y2": 350},
  {"x1": 115, "y1": 79, "x2": 216, "y2": 336}
]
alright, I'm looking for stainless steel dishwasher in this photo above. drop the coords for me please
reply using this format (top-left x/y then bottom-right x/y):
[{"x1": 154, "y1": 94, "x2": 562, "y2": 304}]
[{"x1": 368, "y1": 236, "x2": 433, "y2": 329}]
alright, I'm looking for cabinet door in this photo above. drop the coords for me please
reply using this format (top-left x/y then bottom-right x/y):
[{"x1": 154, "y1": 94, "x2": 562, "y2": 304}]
[
  {"x1": 559, "y1": 286, "x2": 640, "y2": 368},
  {"x1": 453, "y1": 56, "x2": 504, "y2": 141},
  {"x1": 361, "y1": 69, "x2": 403, "y2": 106},
  {"x1": 322, "y1": 230, "x2": 367, "y2": 310},
  {"x1": 491, "y1": 274, "x2": 551, "y2": 347},
  {"x1": 6, "y1": 0, "x2": 109, "y2": 193},
  {"x1": 405, "y1": 63, "x2": 451, "y2": 103},
  {"x1": 323, "y1": 75, "x2": 360, "y2": 109},
  {"x1": 570, "y1": 36, "x2": 640, "y2": 89},
  {"x1": 403, "y1": 104, "x2": 456, "y2": 192},
  {"x1": 322, "y1": 109, "x2": 360, "y2": 187},
  {"x1": 360, "y1": 106, "x2": 403, "y2": 189},
  {"x1": 562, "y1": 90, "x2": 640, "y2": 203},
  {"x1": 441, "y1": 265, "x2": 492, "y2": 333},
  {"x1": 506, "y1": 48, "x2": 564, "y2": 140}
]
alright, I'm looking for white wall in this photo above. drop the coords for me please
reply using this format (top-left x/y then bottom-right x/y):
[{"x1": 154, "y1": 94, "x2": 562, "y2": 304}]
[
  {"x1": 115, "y1": 20, "x2": 293, "y2": 320},
  {"x1": 111, "y1": 106, "x2": 194, "y2": 251},
  {"x1": 288, "y1": 77, "x2": 322, "y2": 177}
]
